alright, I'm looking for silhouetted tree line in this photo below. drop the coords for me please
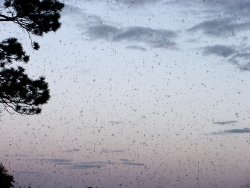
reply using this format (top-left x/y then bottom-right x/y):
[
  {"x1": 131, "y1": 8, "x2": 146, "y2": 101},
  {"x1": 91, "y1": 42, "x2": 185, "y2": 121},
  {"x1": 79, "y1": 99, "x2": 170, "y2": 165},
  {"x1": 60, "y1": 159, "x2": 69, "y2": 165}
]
[
  {"x1": 0, "y1": 0, "x2": 64, "y2": 187},
  {"x1": 0, "y1": 163, "x2": 14, "y2": 188}
]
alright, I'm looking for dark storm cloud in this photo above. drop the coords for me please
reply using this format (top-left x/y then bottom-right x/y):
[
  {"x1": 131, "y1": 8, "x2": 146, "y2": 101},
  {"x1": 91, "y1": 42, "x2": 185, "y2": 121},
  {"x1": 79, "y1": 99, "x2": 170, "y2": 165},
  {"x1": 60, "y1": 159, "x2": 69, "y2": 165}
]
[
  {"x1": 120, "y1": 159, "x2": 144, "y2": 166},
  {"x1": 213, "y1": 120, "x2": 238, "y2": 125},
  {"x1": 203, "y1": 45, "x2": 236, "y2": 57},
  {"x1": 88, "y1": 24, "x2": 177, "y2": 49},
  {"x1": 212, "y1": 128, "x2": 250, "y2": 135}
]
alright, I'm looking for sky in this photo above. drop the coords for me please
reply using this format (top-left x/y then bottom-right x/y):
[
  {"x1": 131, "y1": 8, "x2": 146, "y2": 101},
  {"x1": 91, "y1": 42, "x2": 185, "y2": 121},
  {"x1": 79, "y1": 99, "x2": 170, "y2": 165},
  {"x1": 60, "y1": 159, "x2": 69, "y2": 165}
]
[{"x1": 1, "y1": 0, "x2": 250, "y2": 188}]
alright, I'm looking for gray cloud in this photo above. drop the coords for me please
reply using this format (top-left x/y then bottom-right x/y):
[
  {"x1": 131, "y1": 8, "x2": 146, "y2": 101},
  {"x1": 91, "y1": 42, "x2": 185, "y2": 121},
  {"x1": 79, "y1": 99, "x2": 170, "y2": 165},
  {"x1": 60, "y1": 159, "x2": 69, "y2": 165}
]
[
  {"x1": 44, "y1": 159, "x2": 73, "y2": 165},
  {"x1": 82, "y1": 0, "x2": 164, "y2": 6},
  {"x1": 16, "y1": 171, "x2": 42, "y2": 175},
  {"x1": 204, "y1": 0, "x2": 250, "y2": 18},
  {"x1": 224, "y1": 128, "x2": 250, "y2": 134},
  {"x1": 88, "y1": 24, "x2": 120, "y2": 40},
  {"x1": 42, "y1": 158, "x2": 114, "y2": 170},
  {"x1": 181, "y1": 0, "x2": 250, "y2": 37},
  {"x1": 201, "y1": 43, "x2": 250, "y2": 71},
  {"x1": 213, "y1": 128, "x2": 250, "y2": 135},
  {"x1": 238, "y1": 63, "x2": 250, "y2": 71},
  {"x1": 70, "y1": 161, "x2": 115, "y2": 170},
  {"x1": 118, "y1": 0, "x2": 162, "y2": 5},
  {"x1": 70, "y1": 163, "x2": 101, "y2": 169},
  {"x1": 189, "y1": 18, "x2": 250, "y2": 37},
  {"x1": 126, "y1": 45, "x2": 147, "y2": 51},
  {"x1": 229, "y1": 53, "x2": 250, "y2": 71},
  {"x1": 88, "y1": 24, "x2": 177, "y2": 49},
  {"x1": 101, "y1": 149, "x2": 124, "y2": 154},
  {"x1": 62, "y1": 4, "x2": 84, "y2": 16},
  {"x1": 213, "y1": 121, "x2": 238, "y2": 125},
  {"x1": 203, "y1": 45, "x2": 236, "y2": 57},
  {"x1": 120, "y1": 159, "x2": 144, "y2": 166},
  {"x1": 43, "y1": 158, "x2": 144, "y2": 169},
  {"x1": 64, "y1": 148, "x2": 80, "y2": 153},
  {"x1": 173, "y1": 0, "x2": 250, "y2": 18},
  {"x1": 81, "y1": 0, "x2": 250, "y2": 12},
  {"x1": 110, "y1": 121, "x2": 124, "y2": 125},
  {"x1": 114, "y1": 27, "x2": 176, "y2": 48}
]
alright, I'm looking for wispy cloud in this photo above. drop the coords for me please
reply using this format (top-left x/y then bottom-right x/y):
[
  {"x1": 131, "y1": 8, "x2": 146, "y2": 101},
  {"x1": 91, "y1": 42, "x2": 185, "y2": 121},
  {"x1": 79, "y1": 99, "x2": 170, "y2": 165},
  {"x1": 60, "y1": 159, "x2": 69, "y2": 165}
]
[
  {"x1": 88, "y1": 24, "x2": 120, "y2": 40},
  {"x1": 43, "y1": 159, "x2": 73, "y2": 165},
  {"x1": 202, "y1": 0, "x2": 250, "y2": 18},
  {"x1": 87, "y1": 24, "x2": 177, "y2": 49},
  {"x1": 120, "y1": 159, "x2": 144, "y2": 166},
  {"x1": 42, "y1": 158, "x2": 145, "y2": 169},
  {"x1": 212, "y1": 128, "x2": 250, "y2": 135},
  {"x1": 117, "y1": 0, "x2": 163, "y2": 5},
  {"x1": 70, "y1": 161, "x2": 115, "y2": 170},
  {"x1": 64, "y1": 148, "x2": 80, "y2": 153},
  {"x1": 213, "y1": 121, "x2": 238, "y2": 125},
  {"x1": 42, "y1": 158, "x2": 114, "y2": 170},
  {"x1": 201, "y1": 44, "x2": 250, "y2": 71},
  {"x1": 101, "y1": 149, "x2": 124, "y2": 154},
  {"x1": 82, "y1": 0, "x2": 164, "y2": 6},
  {"x1": 203, "y1": 45, "x2": 236, "y2": 58},
  {"x1": 229, "y1": 53, "x2": 250, "y2": 71},
  {"x1": 110, "y1": 121, "x2": 124, "y2": 125},
  {"x1": 62, "y1": 4, "x2": 84, "y2": 16},
  {"x1": 15, "y1": 171, "x2": 43, "y2": 175},
  {"x1": 189, "y1": 18, "x2": 250, "y2": 37},
  {"x1": 126, "y1": 45, "x2": 147, "y2": 51}
]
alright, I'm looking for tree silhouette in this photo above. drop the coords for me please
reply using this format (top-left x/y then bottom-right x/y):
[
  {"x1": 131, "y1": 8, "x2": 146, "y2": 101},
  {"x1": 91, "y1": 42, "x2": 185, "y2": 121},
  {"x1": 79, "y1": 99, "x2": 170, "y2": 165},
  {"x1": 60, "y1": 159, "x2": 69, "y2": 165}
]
[
  {"x1": 0, "y1": 163, "x2": 14, "y2": 188},
  {"x1": 0, "y1": 0, "x2": 64, "y2": 115}
]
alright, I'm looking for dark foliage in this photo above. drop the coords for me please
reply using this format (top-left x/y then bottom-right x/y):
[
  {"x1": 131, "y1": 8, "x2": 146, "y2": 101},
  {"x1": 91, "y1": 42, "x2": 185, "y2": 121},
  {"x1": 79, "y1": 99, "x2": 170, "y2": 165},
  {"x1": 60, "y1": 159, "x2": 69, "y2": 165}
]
[
  {"x1": 0, "y1": 67, "x2": 50, "y2": 115},
  {"x1": 0, "y1": 163, "x2": 14, "y2": 188},
  {"x1": 0, "y1": 38, "x2": 29, "y2": 68},
  {"x1": 1, "y1": 0, "x2": 64, "y2": 36},
  {"x1": 0, "y1": 0, "x2": 64, "y2": 115}
]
